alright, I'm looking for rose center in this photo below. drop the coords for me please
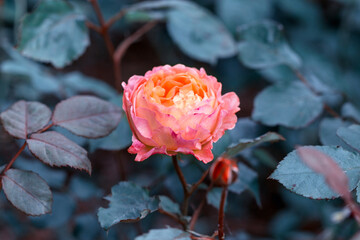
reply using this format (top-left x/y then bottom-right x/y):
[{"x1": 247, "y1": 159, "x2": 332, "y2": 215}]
[{"x1": 173, "y1": 89, "x2": 202, "y2": 111}]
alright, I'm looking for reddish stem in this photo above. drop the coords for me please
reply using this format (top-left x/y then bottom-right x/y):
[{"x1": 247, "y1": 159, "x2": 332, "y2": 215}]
[
  {"x1": 189, "y1": 168, "x2": 210, "y2": 196},
  {"x1": 1, "y1": 142, "x2": 27, "y2": 174},
  {"x1": 88, "y1": 0, "x2": 115, "y2": 57},
  {"x1": 218, "y1": 187, "x2": 228, "y2": 240},
  {"x1": 189, "y1": 183, "x2": 213, "y2": 231},
  {"x1": 113, "y1": 20, "x2": 158, "y2": 91},
  {"x1": 39, "y1": 123, "x2": 54, "y2": 133}
]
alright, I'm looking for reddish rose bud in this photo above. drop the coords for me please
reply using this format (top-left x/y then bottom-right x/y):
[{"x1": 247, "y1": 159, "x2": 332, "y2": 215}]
[{"x1": 209, "y1": 157, "x2": 239, "y2": 187}]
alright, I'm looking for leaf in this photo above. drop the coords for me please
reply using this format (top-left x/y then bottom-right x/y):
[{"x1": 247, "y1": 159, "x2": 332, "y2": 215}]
[
  {"x1": 2, "y1": 169, "x2": 52, "y2": 215},
  {"x1": 337, "y1": 124, "x2": 360, "y2": 152},
  {"x1": 225, "y1": 132, "x2": 285, "y2": 157},
  {"x1": 159, "y1": 195, "x2": 181, "y2": 215},
  {"x1": 229, "y1": 162, "x2": 261, "y2": 206},
  {"x1": 97, "y1": 181, "x2": 159, "y2": 229},
  {"x1": 0, "y1": 101, "x2": 51, "y2": 139},
  {"x1": 270, "y1": 146, "x2": 360, "y2": 199},
  {"x1": 52, "y1": 96, "x2": 122, "y2": 138},
  {"x1": 17, "y1": 0, "x2": 89, "y2": 68},
  {"x1": 88, "y1": 95, "x2": 132, "y2": 152},
  {"x1": 296, "y1": 146, "x2": 352, "y2": 201},
  {"x1": 135, "y1": 228, "x2": 191, "y2": 240},
  {"x1": 252, "y1": 82, "x2": 323, "y2": 128},
  {"x1": 341, "y1": 102, "x2": 360, "y2": 123},
  {"x1": 237, "y1": 20, "x2": 302, "y2": 69},
  {"x1": 61, "y1": 72, "x2": 117, "y2": 100},
  {"x1": 215, "y1": 0, "x2": 272, "y2": 33},
  {"x1": 27, "y1": 131, "x2": 91, "y2": 174},
  {"x1": 206, "y1": 187, "x2": 224, "y2": 210},
  {"x1": 319, "y1": 118, "x2": 351, "y2": 150},
  {"x1": 166, "y1": 1, "x2": 237, "y2": 64}
]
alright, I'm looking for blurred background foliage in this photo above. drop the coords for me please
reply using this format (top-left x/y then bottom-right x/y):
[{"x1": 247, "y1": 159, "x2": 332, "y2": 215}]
[{"x1": 1, "y1": 0, "x2": 360, "y2": 239}]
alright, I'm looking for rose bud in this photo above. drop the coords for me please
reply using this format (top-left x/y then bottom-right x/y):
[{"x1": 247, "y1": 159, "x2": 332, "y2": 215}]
[
  {"x1": 209, "y1": 157, "x2": 239, "y2": 186},
  {"x1": 122, "y1": 64, "x2": 240, "y2": 163}
]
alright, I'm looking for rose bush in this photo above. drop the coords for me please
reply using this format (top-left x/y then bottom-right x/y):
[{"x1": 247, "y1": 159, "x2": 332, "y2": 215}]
[{"x1": 122, "y1": 64, "x2": 240, "y2": 163}]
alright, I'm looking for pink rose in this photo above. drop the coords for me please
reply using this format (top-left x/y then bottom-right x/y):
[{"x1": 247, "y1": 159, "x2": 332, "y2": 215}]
[{"x1": 122, "y1": 64, "x2": 240, "y2": 163}]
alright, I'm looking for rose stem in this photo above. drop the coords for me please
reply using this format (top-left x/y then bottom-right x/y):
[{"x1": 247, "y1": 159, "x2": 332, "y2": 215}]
[
  {"x1": 113, "y1": 21, "x2": 158, "y2": 91},
  {"x1": 88, "y1": 0, "x2": 115, "y2": 57},
  {"x1": 218, "y1": 186, "x2": 228, "y2": 240},
  {"x1": 1, "y1": 142, "x2": 27, "y2": 178},
  {"x1": 292, "y1": 68, "x2": 341, "y2": 119},
  {"x1": 189, "y1": 183, "x2": 213, "y2": 231},
  {"x1": 172, "y1": 155, "x2": 190, "y2": 218}
]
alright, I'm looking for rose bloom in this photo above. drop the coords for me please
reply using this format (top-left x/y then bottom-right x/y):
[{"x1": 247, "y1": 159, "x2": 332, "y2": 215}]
[{"x1": 122, "y1": 64, "x2": 240, "y2": 163}]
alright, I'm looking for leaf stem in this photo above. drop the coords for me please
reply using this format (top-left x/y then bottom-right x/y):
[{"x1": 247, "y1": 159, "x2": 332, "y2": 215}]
[
  {"x1": 39, "y1": 123, "x2": 54, "y2": 133},
  {"x1": 158, "y1": 209, "x2": 187, "y2": 230},
  {"x1": 113, "y1": 20, "x2": 158, "y2": 91},
  {"x1": 1, "y1": 142, "x2": 27, "y2": 175},
  {"x1": 218, "y1": 186, "x2": 228, "y2": 240},
  {"x1": 189, "y1": 168, "x2": 209, "y2": 195}
]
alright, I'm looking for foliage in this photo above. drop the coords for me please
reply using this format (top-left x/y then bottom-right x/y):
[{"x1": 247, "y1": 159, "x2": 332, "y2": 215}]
[{"x1": 1, "y1": 0, "x2": 360, "y2": 239}]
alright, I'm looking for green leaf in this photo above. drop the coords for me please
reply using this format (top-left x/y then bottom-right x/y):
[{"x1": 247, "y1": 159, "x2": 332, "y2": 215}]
[
  {"x1": 27, "y1": 131, "x2": 92, "y2": 174},
  {"x1": 52, "y1": 96, "x2": 122, "y2": 138},
  {"x1": 237, "y1": 20, "x2": 302, "y2": 69},
  {"x1": 270, "y1": 146, "x2": 360, "y2": 199},
  {"x1": 224, "y1": 132, "x2": 284, "y2": 157},
  {"x1": 2, "y1": 169, "x2": 52, "y2": 215},
  {"x1": 17, "y1": 0, "x2": 89, "y2": 68},
  {"x1": 159, "y1": 195, "x2": 181, "y2": 215},
  {"x1": 319, "y1": 118, "x2": 351, "y2": 150},
  {"x1": 0, "y1": 101, "x2": 51, "y2": 139},
  {"x1": 166, "y1": 1, "x2": 237, "y2": 64},
  {"x1": 135, "y1": 228, "x2": 191, "y2": 240},
  {"x1": 97, "y1": 182, "x2": 159, "y2": 229},
  {"x1": 229, "y1": 162, "x2": 261, "y2": 206},
  {"x1": 337, "y1": 125, "x2": 360, "y2": 152},
  {"x1": 252, "y1": 82, "x2": 323, "y2": 128}
]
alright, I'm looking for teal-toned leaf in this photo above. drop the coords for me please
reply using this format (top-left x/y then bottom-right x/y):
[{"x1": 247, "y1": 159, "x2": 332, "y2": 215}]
[
  {"x1": 159, "y1": 195, "x2": 181, "y2": 215},
  {"x1": 229, "y1": 162, "x2": 261, "y2": 206},
  {"x1": 296, "y1": 146, "x2": 351, "y2": 200},
  {"x1": 30, "y1": 193, "x2": 76, "y2": 228},
  {"x1": 52, "y1": 96, "x2": 122, "y2": 138},
  {"x1": 207, "y1": 187, "x2": 224, "y2": 210},
  {"x1": 0, "y1": 101, "x2": 51, "y2": 139},
  {"x1": 2, "y1": 169, "x2": 52, "y2": 215},
  {"x1": 337, "y1": 125, "x2": 360, "y2": 152},
  {"x1": 216, "y1": 0, "x2": 272, "y2": 33},
  {"x1": 135, "y1": 228, "x2": 191, "y2": 240},
  {"x1": 27, "y1": 131, "x2": 91, "y2": 174},
  {"x1": 98, "y1": 182, "x2": 159, "y2": 229},
  {"x1": 166, "y1": 1, "x2": 237, "y2": 64},
  {"x1": 237, "y1": 20, "x2": 302, "y2": 69},
  {"x1": 61, "y1": 72, "x2": 117, "y2": 100},
  {"x1": 252, "y1": 82, "x2": 323, "y2": 128},
  {"x1": 319, "y1": 118, "x2": 351, "y2": 149},
  {"x1": 342, "y1": 103, "x2": 360, "y2": 123},
  {"x1": 225, "y1": 132, "x2": 284, "y2": 157},
  {"x1": 88, "y1": 95, "x2": 132, "y2": 152},
  {"x1": 17, "y1": 0, "x2": 89, "y2": 68},
  {"x1": 270, "y1": 146, "x2": 360, "y2": 199}
]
